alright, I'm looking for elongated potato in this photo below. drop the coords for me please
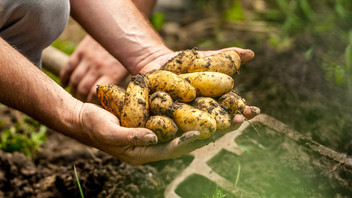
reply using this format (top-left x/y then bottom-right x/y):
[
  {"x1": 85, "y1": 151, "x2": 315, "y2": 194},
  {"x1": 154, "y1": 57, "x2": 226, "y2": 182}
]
[
  {"x1": 146, "y1": 116, "x2": 178, "y2": 143},
  {"x1": 147, "y1": 70, "x2": 196, "y2": 102},
  {"x1": 160, "y1": 48, "x2": 199, "y2": 74},
  {"x1": 96, "y1": 84, "x2": 125, "y2": 119},
  {"x1": 188, "y1": 50, "x2": 241, "y2": 76},
  {"x1": 192, "y1": 97, "x2": 231, "y2": 130},
  {"x1": 218, "y1": 91, "x2": 247, "y2": 118},
  {"x1": 149, "y1": 91, "x2": 173, "y2": 116},
  {"x1": 172, "y1": 102, "x2": 217, "y2": 140},
  {"x1": 179, "y1": 72, "x2": 234, "y2": 97},
  {"x1": 121, "y1": 74, "x2": 150, "y2": 127}
]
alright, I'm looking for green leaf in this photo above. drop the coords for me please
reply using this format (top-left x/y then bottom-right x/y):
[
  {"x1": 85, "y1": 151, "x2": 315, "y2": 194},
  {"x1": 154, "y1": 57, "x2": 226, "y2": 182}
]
[
  {"x1": 224, "y1": 0, "x2": 244, "y2": 22},
  {"x1": 345, "y1": 44, "x2": 352, "y2": 70},
  {"x1": 150, "y1": 12, "x2": 165, "y2": 31}
]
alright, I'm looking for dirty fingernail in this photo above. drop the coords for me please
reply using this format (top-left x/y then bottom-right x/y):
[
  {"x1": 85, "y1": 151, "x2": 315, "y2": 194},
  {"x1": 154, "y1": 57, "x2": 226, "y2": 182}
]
[
  {"x1": 144, "y1": 134, "x2": 158, "y2": 144},
  {"x1": 250, "y1": 106, "x2": 260, "y2": 115}
]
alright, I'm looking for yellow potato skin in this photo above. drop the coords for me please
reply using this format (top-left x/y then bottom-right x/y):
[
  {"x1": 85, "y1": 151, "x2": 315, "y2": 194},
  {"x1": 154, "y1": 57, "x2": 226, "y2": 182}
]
[
  {"x1": 146, "y1": 116, "x2": 178, "y2": 143},
  {"x1": 218, "y1": 91, "x2": 247, "y2": 118},
  {"x1": 192, "y1": 97, "x2": 231, "y2": 130},
  {"x1": 188, "y1": 50, "x2": 241, "y2": 76},
  {"x1": 96, "y1": 83, "x2": 125, "y2": 119},
  {"x1": 179, "y1": 72, "x2": 234, "y2": 97},
  {"x1": 172, "y1": 103, "x2": 217, "y2": 140},
  {"x1": 120, "y1": 74, "x2": 150, "y2": 128},
  {"x1": 147, "y1": 70, "x2": 196, "y2": 103},
  {"x1": 160, "y1": 49, "x2": 199, "y2": 74},
  {"x1": 149, "y1": 91, "x2": 173, "y2": 116}
]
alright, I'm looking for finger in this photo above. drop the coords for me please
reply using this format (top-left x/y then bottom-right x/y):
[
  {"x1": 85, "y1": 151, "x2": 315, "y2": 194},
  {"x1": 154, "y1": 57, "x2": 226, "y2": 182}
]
[
  {"x1": 108, "y1": 127, "x2": 158, "y2": 146},
  {"x1": 68, "y1": 61, "x2": 89, "y2": 98},
  {"x1": 76, "y1": 67, "x2": 101, "y2": 102},
  {"x1": 242, "y1": 106, "x2": 260, "y2": 120},
  {"x1": 60, "y1": 52, "x2": 81, "y2": 87},
  {"x1": 121, "y1": 131, "x2": 201, "y2": 165},
  {"x1": 198, "y1": 47, "x2": 255, "y2": 65}
]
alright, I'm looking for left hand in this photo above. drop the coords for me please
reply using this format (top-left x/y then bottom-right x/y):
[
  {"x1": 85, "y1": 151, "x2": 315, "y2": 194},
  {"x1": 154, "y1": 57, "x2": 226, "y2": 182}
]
[{"x1": 60, "y1": 35, "x2": 129, "y2": 103}]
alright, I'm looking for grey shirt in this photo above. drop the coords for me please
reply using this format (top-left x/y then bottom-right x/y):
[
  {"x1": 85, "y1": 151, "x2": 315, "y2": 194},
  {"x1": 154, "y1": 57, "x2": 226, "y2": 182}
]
[{"x1": 0, "y1": 0, "x2": 70, "y2": 67}]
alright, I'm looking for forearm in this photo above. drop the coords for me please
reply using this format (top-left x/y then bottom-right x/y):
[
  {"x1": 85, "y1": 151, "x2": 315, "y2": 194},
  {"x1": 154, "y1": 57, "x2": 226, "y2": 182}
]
[
  {"x1": 70, "y1": 0, "x2": 171, "y2": 75},
  {"x1": 0, "y1": 38, "x2": 82, "y2": 138}
]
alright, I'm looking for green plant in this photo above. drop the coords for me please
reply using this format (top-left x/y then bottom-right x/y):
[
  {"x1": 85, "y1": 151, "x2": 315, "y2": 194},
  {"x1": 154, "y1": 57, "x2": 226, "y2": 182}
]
[
  {"x1": 151, "y1": 12, "x2": 166, "y2": 31},
  {"x1": 74, "y1": 165, "x2": 85, "y2": 198},
  {"x1": 0, "y1": 115, "x2": 46, "y2": 158}
]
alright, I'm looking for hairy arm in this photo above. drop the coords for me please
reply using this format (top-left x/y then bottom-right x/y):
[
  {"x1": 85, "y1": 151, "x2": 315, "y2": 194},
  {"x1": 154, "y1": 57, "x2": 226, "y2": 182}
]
[
  {"x1": 70, "y1": 0, "x2": 171, "y2": 75},
  {"x1": 0, "y1": 38, "x2": 82, "y2": 138}
]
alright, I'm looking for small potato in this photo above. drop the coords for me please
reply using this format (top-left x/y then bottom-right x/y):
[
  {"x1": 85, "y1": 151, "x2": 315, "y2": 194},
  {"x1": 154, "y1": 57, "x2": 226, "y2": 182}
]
[
  {"x1": 147, "y1": 70, "x2": 196, "y2": 103},
  {"x1": 172, "y1": 102, "x2": 217, "y2": 140},
  {"x1": 149, "y1": 91, "x2": 173, "y2": 116},
  {"x1": 192, "y1": 97, "x2": 231, "y2": 130},
  {"x1": 179, "y1": 72, "x2": 234, "y2": 97},
  {"x1": 146, "y1": 116, "x2": 178, "y2": 143},
  {"x1": 96, "y1": 83, "x2": 125, "y2": 119},
  {"x1": 160, "y1": 48, "x2": 199, "y2": 74},
  {"x1": 218, "y1": 91, "x2": 247, "y2": 118},
  {"x1": 121, "y1": 74, "x2": 150, "y2": 127},
  {"x1": 188, "y1": 50, "x2": 241, "y2": 76}
]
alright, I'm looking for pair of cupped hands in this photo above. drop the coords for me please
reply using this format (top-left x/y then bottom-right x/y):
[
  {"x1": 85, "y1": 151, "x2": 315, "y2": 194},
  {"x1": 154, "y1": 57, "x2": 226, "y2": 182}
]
[{"x1": 59, "y1": 36, "x2": 260, "y2": 165}]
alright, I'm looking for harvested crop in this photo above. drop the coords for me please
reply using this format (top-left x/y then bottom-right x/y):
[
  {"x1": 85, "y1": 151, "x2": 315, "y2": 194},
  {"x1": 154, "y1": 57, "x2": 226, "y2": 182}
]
[
  {"x1": 188, "y1": 50, "x2": 241, "y2": 76},
  {"x1": 120, "y1": 74, "x2": 150, "y2": 127},
  {"x1": 146, "y1": 115, "x2": 178, "y2": 143},
  {"x1": 172, "y1": 102, "x2": 217, "y2": 140},
  {"x1": 179, "y1": 72, "x2": 234, "y2": 97},
  {"x1": 192, "y1": 97, "x2": 231, "y2": 130},
  {"x1": 96, "y1": 83, "x2": 125, "y2": 119},
  {"x1": 147, "y1": 70, "x2": 196, "y2": 102},
  {"x1": 160, "y1": 48, "x2": 199, "y2": 74},
  {"x1": 149, "y1": 91, "x2": 173, "y2": 116},
  {"x1": 218, "y1": 91, "x2": 247, "y2": 118}
]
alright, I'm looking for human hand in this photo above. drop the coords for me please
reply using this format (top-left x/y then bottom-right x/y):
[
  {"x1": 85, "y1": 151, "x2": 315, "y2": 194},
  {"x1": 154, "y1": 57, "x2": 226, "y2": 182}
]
[
  {"x1": 60, "y1": 35, "x2": 129, "y2": 103},
  {"x1": 76, "y1": 102, "x2": 259, "y2": 165}
]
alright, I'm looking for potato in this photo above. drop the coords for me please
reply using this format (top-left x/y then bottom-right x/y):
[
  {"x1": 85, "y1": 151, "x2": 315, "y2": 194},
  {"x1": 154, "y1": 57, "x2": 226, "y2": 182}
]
[
  {"x1": 192, "y1": 97, "x2": 231, "y2": 130},
  {"x1": 188, "y1": 50, "x2": 241, "y2": 76},
  {"x1": 218, "y1": 91, "x2": 247, "y2": 118},
  {"x1": 179, "y1": 72, "x2": 234, "y2": 97},
  {"x1": 172, "y1": 102, "x2": 217, "y2": 140},
  {"x1": 146, "y1": 116, "x2": 178, "y2": 143},
  {"x1": 96, "y1": 83, "x2": 125, "y2": 119},
  {"x1": 149, "y1": 91, "x2": 173, "y2": 116},
  {"x1": 120, "y1": 74, "x2": 150, "y2": 127},
  {"x1": 147, "y1": 70, "x2": 196, "y2": 102},
  {"x1": 160, "y1": 48, "x2": 199, "y2": 74}
]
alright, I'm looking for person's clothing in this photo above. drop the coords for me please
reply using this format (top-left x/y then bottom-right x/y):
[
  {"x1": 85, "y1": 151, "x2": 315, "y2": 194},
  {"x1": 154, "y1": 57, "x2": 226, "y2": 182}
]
[{"x1": 0, "y1": 0, "x2": 70, "y2": 68}]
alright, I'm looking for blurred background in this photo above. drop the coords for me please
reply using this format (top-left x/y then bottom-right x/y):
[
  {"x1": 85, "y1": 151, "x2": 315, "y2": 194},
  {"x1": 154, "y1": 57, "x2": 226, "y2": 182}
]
[{"x1": 1, "y1": 0, "x2": 352, "y2": 197}]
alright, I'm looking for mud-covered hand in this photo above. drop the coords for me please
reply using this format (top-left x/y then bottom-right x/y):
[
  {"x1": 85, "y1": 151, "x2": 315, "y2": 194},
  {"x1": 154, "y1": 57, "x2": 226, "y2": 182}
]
[
  {"x1": 76, "y1": 103, "x2": 203, "y2": 165},
  {"x1": 60, "y1": 35, "x2": 129, "y2": 103}
]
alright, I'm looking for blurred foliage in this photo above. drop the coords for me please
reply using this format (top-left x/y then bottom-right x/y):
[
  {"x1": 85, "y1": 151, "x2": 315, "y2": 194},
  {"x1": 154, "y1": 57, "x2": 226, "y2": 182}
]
[
  {"x1": 0, "y1": 114, "x2": 46, "y2": 158},
  {"x1": 151, "y1": 12, "x2": 166, "y2": 31}
]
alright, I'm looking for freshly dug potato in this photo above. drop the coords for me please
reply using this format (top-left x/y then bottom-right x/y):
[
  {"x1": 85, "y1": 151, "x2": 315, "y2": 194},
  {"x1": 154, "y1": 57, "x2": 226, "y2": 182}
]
[
  {"x1": 188, "y1": 50, "x2": 241, "y2": 76},
  {"x1": 179, "y1": 72, "x2": 234, "y2": 97},
  {"x1": 149, "y1": 91, "x2": 173, "y2": 116},
  {"x1": 160, "y1": 48, "x2": 199, "y2": 74},
  {"x1": 147, "y1": 70, "x2": 196, "y2": 102},
  {"x1": 146, "y1": 116, "x2": 178, "y2": 143},
  {"x1": 218, "y1": 91, "x2": 247, "y2": 118},
  {"x1": 120, "y1": 74, "x2": 150, "y2": 128},
  {"x1": 192, "y1": 97, "x2": 231, "y2": 130},
  {"x1": 172, "y1": 102, "x2": 217, "y2": 140},
  {"x1": 96, "y1": 83, "x2": 125, "y2": 119}
]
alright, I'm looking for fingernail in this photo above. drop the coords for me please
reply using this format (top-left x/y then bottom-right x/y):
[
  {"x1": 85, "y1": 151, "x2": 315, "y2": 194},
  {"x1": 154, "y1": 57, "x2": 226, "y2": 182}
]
[
  {"x1": 144, "y1": 134, "x2": 158, "y2": 144},
  {"x1": 250, "y1": 106, "x2": 260, "y2": 115},
  {"x1": 178, "y1": 131, "x2": 200, "y2": 145}
]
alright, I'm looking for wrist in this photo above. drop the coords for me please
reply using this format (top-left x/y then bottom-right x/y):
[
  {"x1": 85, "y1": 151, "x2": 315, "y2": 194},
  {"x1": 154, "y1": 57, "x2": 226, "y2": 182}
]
[{"x1": 133, "y1": 47, "x2": 176, "y2": 75}]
